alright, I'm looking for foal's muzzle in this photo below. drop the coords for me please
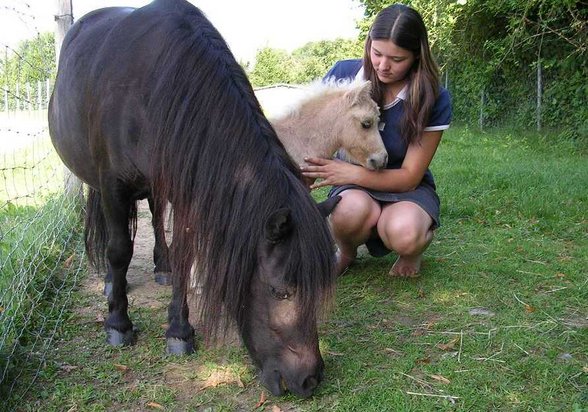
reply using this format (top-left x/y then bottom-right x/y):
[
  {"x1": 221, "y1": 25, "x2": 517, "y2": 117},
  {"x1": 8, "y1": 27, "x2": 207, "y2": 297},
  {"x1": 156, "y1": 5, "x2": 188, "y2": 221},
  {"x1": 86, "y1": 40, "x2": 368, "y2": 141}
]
[{"x1": 367, "y1": 152, "x2": 388, "y2": 170}]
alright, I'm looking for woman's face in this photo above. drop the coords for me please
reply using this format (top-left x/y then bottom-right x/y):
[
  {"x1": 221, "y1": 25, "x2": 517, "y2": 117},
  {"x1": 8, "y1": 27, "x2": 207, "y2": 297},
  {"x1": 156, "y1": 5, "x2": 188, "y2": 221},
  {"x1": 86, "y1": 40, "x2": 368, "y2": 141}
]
[{"x1": 369, "y1": 39, "x2": 416, "y2": 85}]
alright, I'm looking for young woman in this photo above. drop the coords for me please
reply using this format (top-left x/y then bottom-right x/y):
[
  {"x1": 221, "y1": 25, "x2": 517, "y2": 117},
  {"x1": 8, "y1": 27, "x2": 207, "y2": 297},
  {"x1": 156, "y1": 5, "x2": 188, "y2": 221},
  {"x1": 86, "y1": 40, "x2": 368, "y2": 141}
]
[{"x1": 301, "y1": 4, "x2": 452, "y2": 277}]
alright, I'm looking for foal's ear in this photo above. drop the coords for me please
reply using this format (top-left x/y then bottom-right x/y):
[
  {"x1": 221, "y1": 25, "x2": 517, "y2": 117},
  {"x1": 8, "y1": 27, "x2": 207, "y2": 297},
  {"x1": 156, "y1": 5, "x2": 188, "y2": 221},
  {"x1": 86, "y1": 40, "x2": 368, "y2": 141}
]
[
  {"x1": 265, "y1": 208, "x2": 293, "y2": 243},
  {"x1": 346, "y1": 80, "x2": 373, "y2": 106},
  {"x1": 317, "y1": 195, "x2": 341, "y2": 217}
]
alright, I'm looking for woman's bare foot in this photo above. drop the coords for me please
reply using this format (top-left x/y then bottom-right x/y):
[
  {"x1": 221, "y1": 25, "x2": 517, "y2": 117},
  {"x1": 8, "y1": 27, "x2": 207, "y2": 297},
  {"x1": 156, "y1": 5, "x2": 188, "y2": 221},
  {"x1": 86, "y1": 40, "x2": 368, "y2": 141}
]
[
  {"x1": 389, "y1": 254, "x2": 422, "y2": 278},
  {"x1": 335, "y1": 249, "x2": 355, "y2": 276}
]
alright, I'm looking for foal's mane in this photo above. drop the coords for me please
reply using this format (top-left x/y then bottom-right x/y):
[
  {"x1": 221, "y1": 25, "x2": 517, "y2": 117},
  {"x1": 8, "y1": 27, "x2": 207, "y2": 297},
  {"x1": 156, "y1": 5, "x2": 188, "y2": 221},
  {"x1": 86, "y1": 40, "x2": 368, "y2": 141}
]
[
  {"x1": 145, "y1": 1, "x2": 335, "y2": 337},
  {"x1": 271, "y1": 78, "x2": 358, "y2": 122}
]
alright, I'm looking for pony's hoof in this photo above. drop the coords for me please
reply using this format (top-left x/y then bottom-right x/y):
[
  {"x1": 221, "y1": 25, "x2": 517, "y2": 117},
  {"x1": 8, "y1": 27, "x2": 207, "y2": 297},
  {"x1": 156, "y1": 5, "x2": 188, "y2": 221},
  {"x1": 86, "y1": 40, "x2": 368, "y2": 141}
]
[
  {"x1": 166, "y1": 337, "x2": 195, "y2": 355},
  {"x1": 103, "y1": 282, "x2": 113, "y2": 297},
  {"x1": 106, "y1": 328, "x2": 134, "y2": 346},
  {"x1": 154, "y1": 272, "x2": 172, "y2": 286}
]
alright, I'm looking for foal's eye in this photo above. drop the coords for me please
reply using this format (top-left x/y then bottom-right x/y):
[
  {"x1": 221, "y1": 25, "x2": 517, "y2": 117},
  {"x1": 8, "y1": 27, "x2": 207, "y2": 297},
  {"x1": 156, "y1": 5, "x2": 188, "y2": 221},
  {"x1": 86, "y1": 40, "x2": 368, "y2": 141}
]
[
  {"x1": 361, "y1": 120, "x2": 372, "y2": 129},
  {"x1": 270, "y1": 286, "x2": 291, "y2": 300}
]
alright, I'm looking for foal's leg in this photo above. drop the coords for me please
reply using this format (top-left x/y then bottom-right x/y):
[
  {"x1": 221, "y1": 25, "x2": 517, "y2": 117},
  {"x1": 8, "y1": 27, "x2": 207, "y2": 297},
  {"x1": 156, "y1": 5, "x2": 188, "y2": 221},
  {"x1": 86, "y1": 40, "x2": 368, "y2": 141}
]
[
  {"x1": 148, "y1": 197, "x2": 172, "y2": 286},
  {"x1": 165, "y1": 266, "x2": 195, "y2": 354},
  {"x1": 101, "y1": 186, "x2": 135, "y2": 346}
]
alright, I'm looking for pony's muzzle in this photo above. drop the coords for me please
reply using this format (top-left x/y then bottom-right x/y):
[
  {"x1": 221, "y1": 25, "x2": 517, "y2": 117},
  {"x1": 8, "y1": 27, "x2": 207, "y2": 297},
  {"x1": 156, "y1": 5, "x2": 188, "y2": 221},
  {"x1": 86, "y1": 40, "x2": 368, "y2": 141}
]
[
  {"x1": 283, "y1": 348, "x2": 325, "y2": 398},
  {"x1": 260, "y1": 350, "x2": 324, "y2": 398},
  {"x1": 367, "y1": 152, "x2": 388, "y2": 170},
  {"x1": 296, "y1": 357, "x2": 324, "y2": 397}
]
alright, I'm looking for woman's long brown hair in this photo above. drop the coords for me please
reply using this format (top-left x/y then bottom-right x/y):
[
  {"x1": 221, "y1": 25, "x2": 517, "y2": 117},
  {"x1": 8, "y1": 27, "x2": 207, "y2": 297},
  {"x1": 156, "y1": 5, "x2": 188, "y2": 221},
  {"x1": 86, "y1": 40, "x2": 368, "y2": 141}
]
[{"x1": 362, "y1": 4, "x2": 440, "y2": 145}]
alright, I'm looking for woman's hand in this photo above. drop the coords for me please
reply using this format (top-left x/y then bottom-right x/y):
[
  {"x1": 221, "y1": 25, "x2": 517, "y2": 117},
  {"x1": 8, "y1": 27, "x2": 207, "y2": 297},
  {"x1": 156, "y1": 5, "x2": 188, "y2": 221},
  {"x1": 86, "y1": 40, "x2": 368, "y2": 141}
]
[{"x1": 300, "y1": 157, "x2": 363, "y2": 190}]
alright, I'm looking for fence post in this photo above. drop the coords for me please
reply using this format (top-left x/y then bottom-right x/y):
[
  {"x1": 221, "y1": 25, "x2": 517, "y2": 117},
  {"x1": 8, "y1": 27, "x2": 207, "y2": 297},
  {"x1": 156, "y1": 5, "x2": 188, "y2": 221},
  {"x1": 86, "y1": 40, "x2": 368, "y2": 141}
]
[
  {"x1": 55, "y1": 0, "x2": 83, "y2": 199},
  {"x1": 55, "y1": 0, "x2": 74, "y2": 64}
]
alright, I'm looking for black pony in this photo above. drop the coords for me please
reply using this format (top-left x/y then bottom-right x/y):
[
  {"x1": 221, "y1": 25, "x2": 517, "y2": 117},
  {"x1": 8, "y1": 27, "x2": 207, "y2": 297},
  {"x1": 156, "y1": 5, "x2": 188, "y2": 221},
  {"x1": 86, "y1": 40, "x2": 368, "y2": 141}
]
[{"x1": 49, "y1": 0, "x2": 338, "y2": 398}]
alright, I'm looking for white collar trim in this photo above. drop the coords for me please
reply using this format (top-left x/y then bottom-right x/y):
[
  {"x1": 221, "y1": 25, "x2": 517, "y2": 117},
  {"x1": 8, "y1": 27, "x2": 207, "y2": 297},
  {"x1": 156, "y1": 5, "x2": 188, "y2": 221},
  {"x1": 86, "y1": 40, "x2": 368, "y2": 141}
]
[
  {"x1": 355, "y1": 67, "x2": 407, "y2": 109},
  {"x1": 383, "y1": 85, "x2": 408, "y2": 109}
]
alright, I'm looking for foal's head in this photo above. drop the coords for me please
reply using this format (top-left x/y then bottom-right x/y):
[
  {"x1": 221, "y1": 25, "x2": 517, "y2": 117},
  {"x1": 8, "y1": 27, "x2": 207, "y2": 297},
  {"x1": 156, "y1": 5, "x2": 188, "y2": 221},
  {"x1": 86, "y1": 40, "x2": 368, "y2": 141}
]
[{"x1": 337, "y1": 80, "x2": 388, "y2": 170}]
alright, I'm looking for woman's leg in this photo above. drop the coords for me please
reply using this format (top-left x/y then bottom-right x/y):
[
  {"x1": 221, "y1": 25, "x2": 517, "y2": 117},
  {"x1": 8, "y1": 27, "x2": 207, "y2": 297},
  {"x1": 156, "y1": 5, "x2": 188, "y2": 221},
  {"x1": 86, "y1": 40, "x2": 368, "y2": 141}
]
[
  {"x1": 377, "y1": 201, "x2": 434, "y2": 277},
  {"x1": 329, "y1": 190, "x2": 381, "y2": 274}
]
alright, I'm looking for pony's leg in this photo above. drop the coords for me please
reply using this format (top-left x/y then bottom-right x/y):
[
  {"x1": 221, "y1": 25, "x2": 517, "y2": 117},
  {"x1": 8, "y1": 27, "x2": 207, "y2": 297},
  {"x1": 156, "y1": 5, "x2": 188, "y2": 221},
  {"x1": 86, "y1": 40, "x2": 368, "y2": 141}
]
[
  {"x1": 103, "y1": 271, "x2": 113, "y2": 297},
  {"x1": 148, "y1": 197, "x2": 172, "y2": 286},
  {"x1": 102, "y1": 187, "x2": 135, "y2": 346},
  {"x1": 166, "y1": 270, "x2": 195, "y2": 354}
]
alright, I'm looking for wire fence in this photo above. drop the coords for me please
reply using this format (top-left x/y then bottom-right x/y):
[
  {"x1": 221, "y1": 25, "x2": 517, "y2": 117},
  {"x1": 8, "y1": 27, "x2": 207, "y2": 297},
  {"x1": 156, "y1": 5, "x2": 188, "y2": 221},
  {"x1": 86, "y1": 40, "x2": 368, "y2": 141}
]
[
  {"x1": 0, "y1": 110, "x2": 86, "y2": 406},
  {"x1": 0, "y1": 2, "x2": 86, "y2": 406},
  {"x1": 2, "y1": 77, "x2": 52, "y2": 112}
]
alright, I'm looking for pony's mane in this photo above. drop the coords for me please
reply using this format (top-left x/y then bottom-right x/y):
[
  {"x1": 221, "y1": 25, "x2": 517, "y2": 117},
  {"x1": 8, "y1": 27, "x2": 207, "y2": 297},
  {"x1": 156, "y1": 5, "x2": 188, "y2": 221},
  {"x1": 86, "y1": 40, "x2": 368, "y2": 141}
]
[
  {"x1": 145, "y1": 1, "x2": 335, "y2": 338},
  {"x1": 271, "y1": 78, "x2": 358, "y2": 122}
]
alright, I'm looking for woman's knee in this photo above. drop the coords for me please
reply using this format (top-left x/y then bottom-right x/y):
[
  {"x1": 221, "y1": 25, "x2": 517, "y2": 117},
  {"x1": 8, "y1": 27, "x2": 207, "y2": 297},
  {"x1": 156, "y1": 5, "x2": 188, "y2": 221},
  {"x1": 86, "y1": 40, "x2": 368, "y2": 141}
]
[
  {"x1": 386, "y1": 222, "x2": 429, "y2": 254},
  {"x1": 330, "y1": 191, "x2": 379, "y2": 235},
  {"x1": 379, "y1": 207, "x2": 433, "y2": 255}
]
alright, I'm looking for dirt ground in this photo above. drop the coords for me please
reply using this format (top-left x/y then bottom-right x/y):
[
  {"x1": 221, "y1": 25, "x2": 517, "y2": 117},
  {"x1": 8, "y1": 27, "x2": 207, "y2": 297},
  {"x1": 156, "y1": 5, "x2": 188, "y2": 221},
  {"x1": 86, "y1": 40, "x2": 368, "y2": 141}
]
[
  {"x1": 82, "y1": 200, "x2": 172, "y2": 311},
  {"x1": 82, "y1": 199, "x2": 241, "y2": 341}
]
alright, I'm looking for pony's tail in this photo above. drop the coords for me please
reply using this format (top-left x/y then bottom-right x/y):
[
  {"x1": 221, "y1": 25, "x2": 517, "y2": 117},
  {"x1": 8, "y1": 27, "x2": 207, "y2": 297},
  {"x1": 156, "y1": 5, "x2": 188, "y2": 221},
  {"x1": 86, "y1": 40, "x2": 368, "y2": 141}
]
[
  {"x1": 83, "y1": 188, "x2": 139, "y2": 272},
  {"x1": 84, "y1": 188, "x2": 108, "y2": 271}
]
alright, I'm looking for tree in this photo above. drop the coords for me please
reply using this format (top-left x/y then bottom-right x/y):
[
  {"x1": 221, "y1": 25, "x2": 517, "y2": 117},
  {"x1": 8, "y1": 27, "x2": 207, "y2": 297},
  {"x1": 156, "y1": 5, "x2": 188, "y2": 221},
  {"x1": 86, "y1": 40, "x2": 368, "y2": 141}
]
[
  {"x1": 2, "y1": 33, "x2": 55, "y2": 85},
  {"x1": 248, "y1": 48, "x2": 293, "y2": 87},
  {"x1": 290, "y1": 38, "x2": 363, "y2": 83},
  {"x1": 248, "y1": 38, "x2": 363, "y2": 87},
  {"x1": 1, "y1": 33, "x2": 56, "y2": 110},
  {"x1": 357, "y1": 0, "x2": 587, "y2": 137}
]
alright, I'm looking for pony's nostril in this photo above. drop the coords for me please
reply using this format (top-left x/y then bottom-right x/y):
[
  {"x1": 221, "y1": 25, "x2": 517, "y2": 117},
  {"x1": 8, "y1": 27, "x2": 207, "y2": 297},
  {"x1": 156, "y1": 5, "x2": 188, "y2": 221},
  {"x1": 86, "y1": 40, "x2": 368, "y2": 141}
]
[{"x1": 301, "y1": 375, "x2": 318, "y2": 392}]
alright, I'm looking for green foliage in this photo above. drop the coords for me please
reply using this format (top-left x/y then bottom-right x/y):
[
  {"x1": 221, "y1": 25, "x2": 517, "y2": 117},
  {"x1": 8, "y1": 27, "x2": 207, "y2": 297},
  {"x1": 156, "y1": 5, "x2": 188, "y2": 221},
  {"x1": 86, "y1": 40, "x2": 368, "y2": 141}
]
[
  {"x1": 356, "y1": 0, "x2": 587, "y2": 139},
  {"x1": 1, "y1": 32, "x2": 56, "y2": 83},
  {"x1": 248, "y1": 47, "x2": 294, "y2": 87},
  {"x1": 0, "y1": 32, "x2": 56, "y2": 110},
  {"x1": 290, "y1": 39, "x2": 364, "y2": 84},
  {"x1": 248, "y1": 38, "x2": 363, "y2": 87},
  {"x1": 0, "y1": 194, "x2": 84, "y2": 402}
]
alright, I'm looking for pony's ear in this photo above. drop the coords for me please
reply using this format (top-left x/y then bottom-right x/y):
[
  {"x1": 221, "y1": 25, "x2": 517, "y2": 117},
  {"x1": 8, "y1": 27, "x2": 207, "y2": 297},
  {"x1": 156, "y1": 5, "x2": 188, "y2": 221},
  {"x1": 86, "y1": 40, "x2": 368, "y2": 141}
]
[
  {"x1": 346, "y1": 80, "x2": 372, "y2": 106},
  {"x1": 265, "y1": 208, "x2": 293, "y2": 243},
  {"x1": 316, "y1": 195, "x2": 341, "y2": 217}
]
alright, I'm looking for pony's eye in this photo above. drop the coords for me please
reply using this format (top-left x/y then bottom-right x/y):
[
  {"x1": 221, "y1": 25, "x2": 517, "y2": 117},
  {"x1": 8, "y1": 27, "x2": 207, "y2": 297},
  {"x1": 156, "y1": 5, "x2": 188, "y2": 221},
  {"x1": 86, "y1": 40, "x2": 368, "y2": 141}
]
[
  {"x1": 361, "y1": 120, "x2": 372, "y2": 129},
  {"x1": 270, "y1": 286, "x2": 291, "y2": 300}
]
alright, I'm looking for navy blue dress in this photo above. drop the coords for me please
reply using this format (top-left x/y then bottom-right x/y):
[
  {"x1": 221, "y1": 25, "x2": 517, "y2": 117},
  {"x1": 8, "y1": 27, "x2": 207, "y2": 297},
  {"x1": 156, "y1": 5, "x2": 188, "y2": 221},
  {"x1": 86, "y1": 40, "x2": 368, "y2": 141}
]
[{"x1": 324, "y1": 59, "x2": 452, "y2": 256}]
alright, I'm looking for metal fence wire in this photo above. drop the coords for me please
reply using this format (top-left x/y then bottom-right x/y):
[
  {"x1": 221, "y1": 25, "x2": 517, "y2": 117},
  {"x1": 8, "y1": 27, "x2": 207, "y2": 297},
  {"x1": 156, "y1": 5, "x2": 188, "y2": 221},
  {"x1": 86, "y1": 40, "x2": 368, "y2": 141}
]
[
  {"x1": 0, "y1": 2, "x2": 85, "y2": 405},
  {"x1": 0, "y1": 111, "x2": 86, "y2": 405}
]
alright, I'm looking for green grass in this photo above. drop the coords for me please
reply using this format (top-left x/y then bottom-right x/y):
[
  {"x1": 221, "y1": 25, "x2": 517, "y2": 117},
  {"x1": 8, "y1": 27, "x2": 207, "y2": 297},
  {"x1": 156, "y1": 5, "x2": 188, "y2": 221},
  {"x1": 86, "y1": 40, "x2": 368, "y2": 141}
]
[
  {"x1": 0, "y1": 194, "x2": 85, "y2": 405},
  {"x1": 4, "y1": 126, "x2": 587, "y2": 411}
]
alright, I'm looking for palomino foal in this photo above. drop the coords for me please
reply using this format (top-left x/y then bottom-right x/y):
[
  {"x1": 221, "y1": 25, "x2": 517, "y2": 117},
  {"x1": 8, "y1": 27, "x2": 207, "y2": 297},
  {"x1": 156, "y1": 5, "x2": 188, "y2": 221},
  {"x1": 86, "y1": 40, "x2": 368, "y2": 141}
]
[{"x1": 270, "y1": 80, "x2": 388, "y2": 186}]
